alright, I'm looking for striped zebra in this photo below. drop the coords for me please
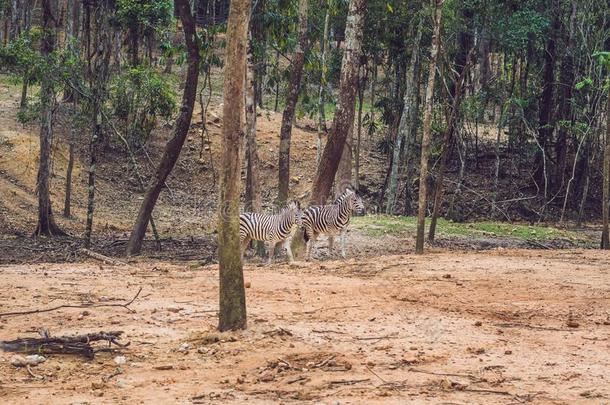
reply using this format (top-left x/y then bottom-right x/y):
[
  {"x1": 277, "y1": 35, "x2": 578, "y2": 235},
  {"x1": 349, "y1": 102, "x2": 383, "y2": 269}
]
[
  {"x1": 239, "y1": 201, "x2": 301, "y2": 264},
  {"x1": 301, "y1": 189, "x2": 365, "y2": 260}
]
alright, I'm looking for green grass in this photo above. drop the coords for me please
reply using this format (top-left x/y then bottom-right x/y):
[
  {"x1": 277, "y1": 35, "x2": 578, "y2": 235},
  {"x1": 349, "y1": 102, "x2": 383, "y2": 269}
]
[{"x1": 351, "y1": 215, "x2": 590, "y2": 243}]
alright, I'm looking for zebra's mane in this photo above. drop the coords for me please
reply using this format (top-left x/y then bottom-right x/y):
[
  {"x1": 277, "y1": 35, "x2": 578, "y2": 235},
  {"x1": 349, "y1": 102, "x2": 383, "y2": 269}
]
[{"x1": 333, "y1": 190, "x2": 355, "y2": 206}]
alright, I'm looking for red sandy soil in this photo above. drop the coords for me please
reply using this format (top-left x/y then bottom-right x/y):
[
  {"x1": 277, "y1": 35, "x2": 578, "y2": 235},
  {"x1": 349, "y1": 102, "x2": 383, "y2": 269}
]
[{"x1": 1, "y1": 249, "x2": 609, "y2": 404}]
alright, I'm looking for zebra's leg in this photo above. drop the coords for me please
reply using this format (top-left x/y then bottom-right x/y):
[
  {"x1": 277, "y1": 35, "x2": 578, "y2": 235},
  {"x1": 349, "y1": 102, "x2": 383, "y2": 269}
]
[
  {"x1": 240, "y1": 237, "x2": 251, "y2": 262},
  {"x1": 340, "y1": 230, "x2": 346, "y2": 258},
  {"x1": 328, "y1": 236, "x2": 334, "y2": 257},
  {"x1": 284, "y1": 237, "x2": 294, "y2": 263},
  {"x1": 267, "y1": 241, "x2": 278, "y2": 266},
  {"x1": 306, "y1": 234, "x2": 317, "y2": 261}
]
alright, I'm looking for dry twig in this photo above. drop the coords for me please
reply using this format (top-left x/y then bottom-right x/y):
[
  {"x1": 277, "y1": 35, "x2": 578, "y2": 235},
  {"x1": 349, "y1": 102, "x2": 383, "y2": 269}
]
[{"x1": 0, "y1": 287, "x2": 142, "y2": 318}]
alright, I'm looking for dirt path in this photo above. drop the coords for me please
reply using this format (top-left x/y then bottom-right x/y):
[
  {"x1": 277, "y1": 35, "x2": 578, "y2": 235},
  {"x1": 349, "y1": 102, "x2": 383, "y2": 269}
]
[{"x1": 1, "y1": 249, "x2": 609, "y2": 404}]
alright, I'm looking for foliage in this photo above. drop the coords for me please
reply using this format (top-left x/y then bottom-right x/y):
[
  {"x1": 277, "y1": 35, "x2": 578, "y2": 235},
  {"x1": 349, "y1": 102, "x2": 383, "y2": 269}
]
[
  {"x1": 115, "y1": 0, "x2": 174, "y2": 35},
  {"x1": 109, "y1": 66, "x2": 176, "y2": 146}
]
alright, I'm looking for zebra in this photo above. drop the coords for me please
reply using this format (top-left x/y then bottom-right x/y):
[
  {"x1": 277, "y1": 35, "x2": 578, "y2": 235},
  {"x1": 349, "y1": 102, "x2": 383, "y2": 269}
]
[
  {"x1": 239, "y1": 201, "x2": 301, "y2": 264},
  {"x1": 301, "y1": 189, "x2": 365, "y2": 260}
]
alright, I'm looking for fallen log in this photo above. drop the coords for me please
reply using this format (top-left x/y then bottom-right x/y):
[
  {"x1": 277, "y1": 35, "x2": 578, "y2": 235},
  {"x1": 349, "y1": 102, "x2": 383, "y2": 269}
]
[
  {"x1": 1, "y1": 331, "x2": 127, "y2": 359},
  {"x1": 79, "y1": 248, "x2": 129, "y2": 266}
]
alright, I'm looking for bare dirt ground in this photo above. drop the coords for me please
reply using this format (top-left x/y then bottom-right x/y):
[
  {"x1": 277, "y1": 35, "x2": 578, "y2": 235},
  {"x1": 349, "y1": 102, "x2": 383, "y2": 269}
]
[{"x1": 1, "y1": 249, "x2": 609, "y2": 404}]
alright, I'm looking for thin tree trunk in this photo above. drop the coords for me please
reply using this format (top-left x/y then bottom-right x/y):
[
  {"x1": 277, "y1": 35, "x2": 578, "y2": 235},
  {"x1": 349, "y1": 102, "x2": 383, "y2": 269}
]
[
  {"x1": 126, "y1": 0, "x2": 200, "y2": 256},
  {"x1": 245, "y1": 33, "x2": 261, "y2": 214},
  {"x1": 316, "y1": 5, "x2": 330, "y2": 164},
  {"x1": 385, "y1": 15, "x2": 423, "y2": 214},
  {"x1": 277, "y1": 0, "x2": 308, "y2": 205},
  {"x1": 428, "y1": 48, "x2": 474, "y2": 241},
  {"x1": 83, "y1": 0, "x2": 112, "y2": 248},
  {"x1": 34, "y1": 0, "x2": 65, "y2": 237},
  {"x1": 415, "y1": 0, "x2": 443, "y2": 254},
  {"x1": 9, "y1": 0, "x2": 19, "y2": 40},
  {"x1": 310, "y1": 0, "x2": 366, "y2": 205},
  {"x1": 274, "y1": 48, "x2": 280, "y2": 112},
  {"x1": 554, "y1": 1, "x2": 576, "y2": 193},
  {"x1": 63, "y1": 135, "x2": 74, "y2": 218},
  {"x1": 218, "y1": 0, "x2": 250, "y2": 332},
  {"x1": 354, "y1": 67, "x2": 365, "y2": 190},
  {"x1": 535, "y1": 0, "x2": 559, "y2": 193},
  {"x1": 602, "y1": 85, "x2": 610, "y2": 249}
]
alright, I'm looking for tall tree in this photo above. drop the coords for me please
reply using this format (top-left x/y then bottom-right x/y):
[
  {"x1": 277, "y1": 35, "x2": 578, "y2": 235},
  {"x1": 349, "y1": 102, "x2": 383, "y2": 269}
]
[
  {"x1": 316, "y1": 1, "x2": 331, "y2": 163},
  {"x1": 415, "y1": 0, "x2": 443, "y2": 254},
  {"x1": 310, "y1": 0, "x2": 366, "y2": 205},
  {"x1": 245, "y1": 32, "x2": 261, "y2": 215},
  {"x1": 126, "y1": 0, "x2": 200, "y2": 255},
  {"x1": 535, "y1": 0, "x2": 560, "y2": 195},
  {"x1": 385, "y1": 14, "x2": 424, "y2": 214},
  {"x1": 83, "y1": 0, "x2": 113, "y2": 248},
  {"x1": 218, "y1": 0, "x2": 250, "y2": 332},
  {"x1": 34, "y1": 0, "x2": 65, "y2": 237},
  {"x1": 428, "y1": 5, "x2": 474, "y2": 241},
  {"x1": 277, "y1": 0, "x2": 308, "y2": 204}
]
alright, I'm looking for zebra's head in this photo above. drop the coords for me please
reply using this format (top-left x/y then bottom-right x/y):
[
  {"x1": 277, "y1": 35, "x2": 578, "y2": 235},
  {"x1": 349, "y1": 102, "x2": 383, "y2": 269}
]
[
  {"x1": 285, "y1": 200, "x2": 302, "y2": 227},
  {"x1": 353, "y1": 196, "x2": 366, "y2": 216}
]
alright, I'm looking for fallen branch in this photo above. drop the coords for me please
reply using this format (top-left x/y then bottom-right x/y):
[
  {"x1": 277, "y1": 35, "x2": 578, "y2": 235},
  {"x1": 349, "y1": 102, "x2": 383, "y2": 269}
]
[
  {"x1": 0, "y1": 287, "x2": 143, "y2": 318},
  {"x1": 26, "y1": 365, "x2": 44, "y2": 380},
  {"x1": 408, "y1": 367, "x2": 478, "y2": 381},
  {"x1": 1, "y1": 331, "x2": 127, "y2": 359},
  {"x1": 302, "y1": 305, "x2": 360, "y2": 315},
  {"x1": 329, "y1": 378, "x2": 370, "y2": 386},
  {"x1": 494, "y1": 322, "x2": 571, "y2": 332},
  {"x1": 79, "y1": 248, "x2": 129, "y2": 266},
  {"x1": 356, "y1": 332, "x2": 399, "y2": 341}
]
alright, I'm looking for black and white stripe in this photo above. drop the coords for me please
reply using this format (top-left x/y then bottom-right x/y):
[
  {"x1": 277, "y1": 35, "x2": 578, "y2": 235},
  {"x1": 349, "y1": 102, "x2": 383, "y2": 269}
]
[
  {"x1": 301, "y1": 189, "x2": 365, "y2": 259},
  {"x1": 240, "y1": 201, "x2": 301, "y2": 264}
]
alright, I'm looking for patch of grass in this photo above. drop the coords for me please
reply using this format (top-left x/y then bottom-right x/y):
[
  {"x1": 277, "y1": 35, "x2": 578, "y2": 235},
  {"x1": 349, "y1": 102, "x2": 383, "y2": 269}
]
[{"x1": 351, "y1": 215, "x2": 589, "y2": 243}]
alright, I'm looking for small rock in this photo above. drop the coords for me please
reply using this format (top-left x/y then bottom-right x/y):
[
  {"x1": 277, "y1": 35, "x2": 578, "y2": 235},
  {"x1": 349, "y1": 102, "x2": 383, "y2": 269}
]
[
  {"x1": 566, "y1": 320, "x2": 580, "y2": 328},
  {"x1": 245, "y1": 281, "x2": 251, "y2": 288},
  {"x1": 154, "y1": 365, "x2": 174, "y2": 370},
  {"x1": 91, "y1": 381, "x2": 105, "y2": 390},
  {"x1": 11, "y1": 354, "x2": 46, "y2": 367},
  {"x1": 474, "y1": 321, "x2": 482, "y2": 326},
  {"x1": 167, "y1": 306, "x2": 183, "y2": 313},
  {"x1": 442, "y1": 274, "x2": 451, "y2": 279},
  {"x1": 116, "y1": 379, "x2": 132, "y2": 389},
  {"x1": 114, "y1": 356, "x2": 127, "y2": 365},
  {"x1": 504, "y1": 350, "x2": 512, "y2": 355},
  {"x1": 259, "y1": 370, "x2": 275, "y2": 382},
  {"x1": 178, "y1": 343, "x2": 191, "y2": 352},
  {"x1": 236, "y1": 376, "x2": 245, "y2": 384}
]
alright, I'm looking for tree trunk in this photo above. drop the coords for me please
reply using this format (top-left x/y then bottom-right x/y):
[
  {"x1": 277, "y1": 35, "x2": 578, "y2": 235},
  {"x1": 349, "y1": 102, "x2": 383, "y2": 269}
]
[
  {"x1": 428, "y1": 47, "x2": 474, "y2": 241},
  {"x1": 34, "y1": 0, "x2": 65, "y2": 237},
  {"x1": 385, "y1": 15, "x2": 424, "y2": 214},
  {"x1": 277, "y1": 0, "x2": 308, "y2": 205},
  {"x1": 316, "y1": 5, "x2": 330, "y2": 164},
  {"x1": 535, "y1": 0, "x2": 559, "y2": 193},
  {"x1": 310, "y1": 0, "x2": 366, "y2": 205},
  {"x1": 354, "y1": 67, "x2": 365, "y2": 190},
  {"x1": 9, "y1": 0, "x2": 19, "y2": 40},
  {"x1": 63, "y1": 135, "x2": 74, "y2": 218},
  {"x1": 83, "y1": 0, "x2": 112, "y2": 248},
  {"x1": 335, "y1": 118, "x2": 353, "y2": 196},
  {"x1": 554, "y1": 1, "x2": 576, "y2": 193},
  {"x1": 602, "y1": 85, "x2": 610, "y2": 249},
  {"x1": 218, "y1": 0, "x2": 250, "y2": 332},
  {"x1": 245, "y1": 33, "x2": 261, "y2": 215},
  {"x1": 415, "y1": 0, "x2": 443, "y2": 254},
  {"x1": 126, "y1": 0, "x2": 200, "y2": 256}
]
